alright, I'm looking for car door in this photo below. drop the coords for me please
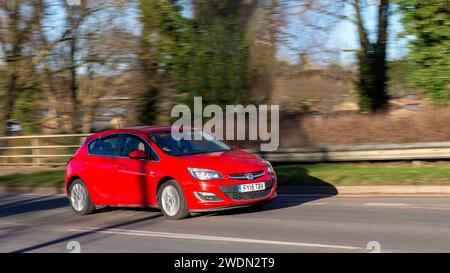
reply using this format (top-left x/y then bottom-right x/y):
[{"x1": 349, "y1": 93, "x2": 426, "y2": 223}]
[
  {"x1": 87, "y1": 134, "x2": 121, "y2": 204},
  {"x1": 115, "y1": 133, "x2": 159, "y2": 206}
]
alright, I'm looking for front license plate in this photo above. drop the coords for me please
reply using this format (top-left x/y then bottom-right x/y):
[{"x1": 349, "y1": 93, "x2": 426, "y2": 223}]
[{"x1": 238, "y1": 182, "x2": 266, "y2": 193}]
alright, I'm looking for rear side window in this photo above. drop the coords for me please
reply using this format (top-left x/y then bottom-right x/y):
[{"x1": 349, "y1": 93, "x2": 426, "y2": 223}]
[{"x1": 88, "y1": 135, "x2": 121, "y2": 157}]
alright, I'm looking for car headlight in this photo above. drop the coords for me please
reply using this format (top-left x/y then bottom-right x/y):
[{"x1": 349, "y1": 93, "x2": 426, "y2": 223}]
[
  {"x1": 264, "y1": 160, "x2": 275, "y2": 174},
  {"x1": 188, "y1": 168, "x2": 223, "y2": 181}
]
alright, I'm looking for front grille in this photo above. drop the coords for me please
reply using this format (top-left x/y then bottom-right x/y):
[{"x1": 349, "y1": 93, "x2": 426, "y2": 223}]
[
  {"x1": 224, "y1": 188, "x2": 272, "y2": 201},
  {"x1": 220, "y1": 179, "x2": 275, "y2": 201},
  {"x1": 228, "y1": 170, "x2": 265, "y2": 180}
]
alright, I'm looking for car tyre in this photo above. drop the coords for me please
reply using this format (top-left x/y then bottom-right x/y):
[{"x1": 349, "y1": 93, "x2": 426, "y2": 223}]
[
  {"x1": 69, "y1": 179, "x2": 95, "y2": 215},
  {"x1": 158, "y1": 180, "x2": 190, "y2": 220}
]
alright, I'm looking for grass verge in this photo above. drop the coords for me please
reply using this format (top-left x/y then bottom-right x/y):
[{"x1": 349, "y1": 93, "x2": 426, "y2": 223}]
[
  {"x1": 0, "y1": 171, "x2": 65, "y2": 188},
  {"x1": 1, "y1": 163, "x2": 450, "y2": 188},
  {"x1": 275, "y1": 163, "x2": 450, "y2": 186}
]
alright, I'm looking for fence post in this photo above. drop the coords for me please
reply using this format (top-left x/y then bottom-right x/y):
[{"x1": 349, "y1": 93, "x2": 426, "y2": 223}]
[{"x1": 31, "y1": 138, "x2": 41, "y2": 165}]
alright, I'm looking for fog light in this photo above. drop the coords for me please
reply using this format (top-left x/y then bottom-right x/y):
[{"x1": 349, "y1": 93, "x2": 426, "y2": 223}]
[{"x1": 194, "y1": 192, "x2": 222, "y2": 202}]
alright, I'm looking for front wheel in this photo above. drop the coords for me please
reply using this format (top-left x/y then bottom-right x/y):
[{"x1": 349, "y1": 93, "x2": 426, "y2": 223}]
[
  {"x1": 69, "y1": 179, "x2": 95, "y2": 215},
  {"x1": 158, "y1": 181, "x2": 190, "y2": 220}
]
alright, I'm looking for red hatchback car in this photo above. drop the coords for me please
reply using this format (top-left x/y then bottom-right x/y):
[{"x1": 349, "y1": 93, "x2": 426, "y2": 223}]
[{"x1": 65, "y1": 126, "x2": 277, "y2": 219}]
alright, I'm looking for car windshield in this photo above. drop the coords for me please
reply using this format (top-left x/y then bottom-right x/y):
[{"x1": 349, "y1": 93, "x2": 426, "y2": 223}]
[{"x1": 149, "y1": 130, "x2": 233, "y2": 156}]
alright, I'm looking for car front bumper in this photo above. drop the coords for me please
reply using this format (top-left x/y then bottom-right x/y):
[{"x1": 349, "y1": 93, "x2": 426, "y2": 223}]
[{"x1": 184, "y1": 175, "x2": 278, "y2": 211}]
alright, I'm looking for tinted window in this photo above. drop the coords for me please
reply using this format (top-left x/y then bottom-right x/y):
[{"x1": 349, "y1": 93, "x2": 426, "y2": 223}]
[
  {"x1": 89, "y1": 135, "x2": 121, "y2": 156},
  {"x1": 88, "y1": 139, "x2": 98, "y2": 153},
  {"x1": 121, "y1": 134, "x2": 158, "y2": 161}
]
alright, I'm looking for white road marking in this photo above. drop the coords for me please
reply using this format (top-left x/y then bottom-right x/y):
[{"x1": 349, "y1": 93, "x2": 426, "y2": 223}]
[
  {"x1": 0, "y1": 221, "x2": 14, "y2": 226},
  {"x1": 363, "y1": 203, "x2": 450, "y2": 211},
  {"x1": 365, "y1": 203, "x2": 410, "y2": 207},
  {"x1": 69, "y1": 227, "x2": 361, "y2": 250},
  {"x1": 409, "y1": 206, "x2": 450, "y2": 211},
  {"x1": 303, "y1": 202, "x2": 330, "y2": 206}
]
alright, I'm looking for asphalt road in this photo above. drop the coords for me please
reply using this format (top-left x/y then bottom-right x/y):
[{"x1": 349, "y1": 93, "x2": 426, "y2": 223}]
[{"x1": 1, "y1": 192, "x2": 450, "y2": 253}]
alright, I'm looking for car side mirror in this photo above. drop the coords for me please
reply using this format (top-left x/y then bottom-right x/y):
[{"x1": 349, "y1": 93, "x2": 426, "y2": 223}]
[{"x1": 129, "y1": 150, "x2": 147, "y2": 160}]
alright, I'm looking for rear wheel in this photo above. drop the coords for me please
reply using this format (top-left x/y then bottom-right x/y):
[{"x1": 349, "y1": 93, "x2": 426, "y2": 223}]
[
  {"x1": 158, "y1": 180, "x2": 190, "y2": 220},
  {"x1": 69, "y1": 179, "x2": 95, "y2": 215}
]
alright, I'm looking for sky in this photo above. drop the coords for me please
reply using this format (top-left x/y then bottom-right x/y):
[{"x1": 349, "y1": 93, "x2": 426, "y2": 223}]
[
  {"x1": 177, "y1": 0, "x2": 409, "y2": 66},
  {"x1": 277, "y1": 1, "x2": 409, "y2": 65},
  {"x1": 10, "y1": 0, "x2": 409, "y2": 68}
]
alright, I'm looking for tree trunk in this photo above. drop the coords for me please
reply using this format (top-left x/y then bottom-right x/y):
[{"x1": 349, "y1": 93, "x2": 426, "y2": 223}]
[
  {"x1": 138, "y1": 13, "x2": 160, "y2": 125},
  {"x1": 44, "y1": 66, "x2": 65, "y2": 133},
  {"x1": 371, "y1": 0, "x2": 390, "y2": 110},
  {"x1": 69, "y1": 35, "x2": 80, "y2": 132},
  {"x1": 1, "y1": 1, "x2": 22, "y2": 135},
  {"x1": 354, "y1": 0, "x2": 390, "y2": 112}
]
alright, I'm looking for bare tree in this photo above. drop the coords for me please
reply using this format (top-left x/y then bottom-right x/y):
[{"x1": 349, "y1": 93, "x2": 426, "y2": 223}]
[
  {"x1": 284, "y1": 0, "x2": 391, "y2": 111},
  {"x1": 0, "y1": 0, "x2": 42, "y2": 135},
  {"x1": 32, "y1": 0, "x2": 132, "y2": 133}
]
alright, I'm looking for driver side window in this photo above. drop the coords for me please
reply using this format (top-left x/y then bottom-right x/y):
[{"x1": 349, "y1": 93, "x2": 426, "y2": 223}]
[{"x1": 121, "y1": 134, "x2": 158, "y2": 161}]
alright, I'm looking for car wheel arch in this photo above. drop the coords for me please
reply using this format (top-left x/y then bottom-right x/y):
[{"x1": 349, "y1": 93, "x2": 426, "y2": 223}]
[
  {"x1": 67, "y1": 175, "x2": 81, "y2": 194},
  {"x1": 67, "y1": 175, "x2": 94, "y2": 198},
  {"x1": 156, "y1": 176, "x2": 175, "y2": 195}
]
